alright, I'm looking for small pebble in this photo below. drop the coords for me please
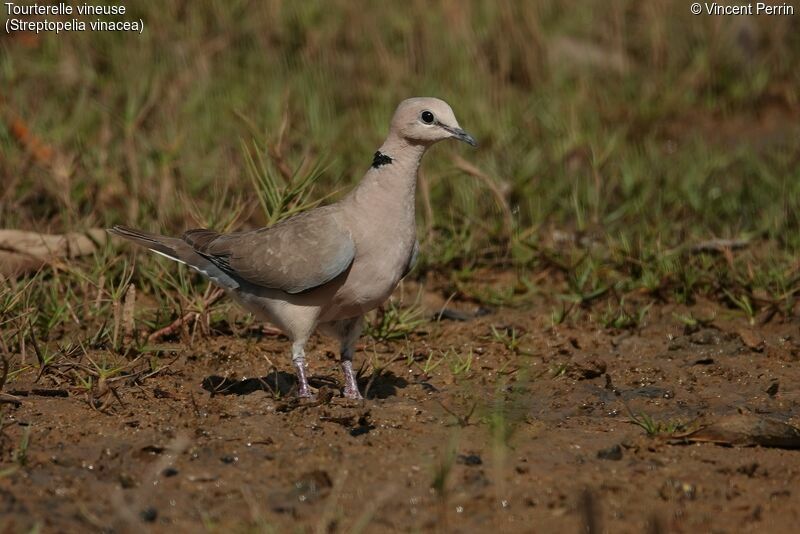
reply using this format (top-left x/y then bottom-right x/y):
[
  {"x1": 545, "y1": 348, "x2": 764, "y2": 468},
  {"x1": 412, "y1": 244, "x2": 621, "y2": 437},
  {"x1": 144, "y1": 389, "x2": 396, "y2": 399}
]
[
  {"x1": 140, "y1": 507, "x2": 158, "y2": 522},
  {"x1": 457, "y1": 454, "x2": 483, "y2": 466},
  {"x1": 597, "y1": 444, "x2": 623, "y2": 461}
]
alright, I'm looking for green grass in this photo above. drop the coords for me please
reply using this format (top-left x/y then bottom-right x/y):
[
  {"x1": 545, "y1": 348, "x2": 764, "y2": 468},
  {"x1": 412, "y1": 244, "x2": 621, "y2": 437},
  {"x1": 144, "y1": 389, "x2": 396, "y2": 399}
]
[
  {"x1": 1, "y1": 1, "x2": 799, "y2": 390},
  {"x1": 489, "y1": 325, "x2": 533, "y2": 356},
  {"x1": 598, "y1": 298, "x2": 652, "y2": 330},
  {"x1": 365, "y1": 298, "x2": 426, "y2": 342},
  {"x1": 628, "y1": 411, "x2": 684, "y2": 437},
  {"x1": 12, "y1": 425, "x2": 31, "y2": 467}
]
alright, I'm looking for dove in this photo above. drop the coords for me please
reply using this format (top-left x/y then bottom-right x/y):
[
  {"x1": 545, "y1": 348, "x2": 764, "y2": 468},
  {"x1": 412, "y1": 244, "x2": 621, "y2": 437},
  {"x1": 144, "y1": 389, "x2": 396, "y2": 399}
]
[{"x1": 109, "y1": 97, "x2": 476, "y2": 399}]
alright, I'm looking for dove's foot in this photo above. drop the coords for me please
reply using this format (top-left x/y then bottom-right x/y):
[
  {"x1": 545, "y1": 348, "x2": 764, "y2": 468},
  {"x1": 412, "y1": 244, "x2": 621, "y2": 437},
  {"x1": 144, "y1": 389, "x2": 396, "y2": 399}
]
[
  {"x1": 293, "y1": 361, "x2": 313, "y2": 398},
  {"x1": 341, "y1": 360, "x2": 363, "y2": 400}
]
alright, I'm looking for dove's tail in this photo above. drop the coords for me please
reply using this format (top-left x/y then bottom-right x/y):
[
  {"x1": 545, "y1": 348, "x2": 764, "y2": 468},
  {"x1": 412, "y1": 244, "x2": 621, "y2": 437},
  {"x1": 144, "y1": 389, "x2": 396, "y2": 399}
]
[
  {"x1": 107, "y1": 226, "x2": 239, "y2": 289},
  {"x1": 107, "y1": 226, "x2": 187, "y2": 263}
]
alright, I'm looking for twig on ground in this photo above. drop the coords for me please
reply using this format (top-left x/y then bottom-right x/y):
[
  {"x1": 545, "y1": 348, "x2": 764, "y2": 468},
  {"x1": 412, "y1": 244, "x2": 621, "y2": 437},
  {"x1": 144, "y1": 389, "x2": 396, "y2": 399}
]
[
  {"x1": 689, "y1": 238, "x2": 750, "y2": 254},
  {"x1": 147, "y1": 287, "x2": 225, "y2": 342}
]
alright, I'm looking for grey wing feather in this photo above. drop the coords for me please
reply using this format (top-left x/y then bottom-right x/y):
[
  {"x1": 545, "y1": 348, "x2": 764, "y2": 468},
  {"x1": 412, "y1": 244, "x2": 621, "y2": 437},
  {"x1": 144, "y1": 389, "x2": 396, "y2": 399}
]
[{"x1": 186, "y1": 206, "x2": 355, "y2": 294}]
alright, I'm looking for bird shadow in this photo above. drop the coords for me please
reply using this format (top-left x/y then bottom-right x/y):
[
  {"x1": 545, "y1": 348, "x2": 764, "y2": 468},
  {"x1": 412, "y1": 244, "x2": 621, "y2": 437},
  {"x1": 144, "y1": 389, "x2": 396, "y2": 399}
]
[
  {"x1": 361, "y1": 370, "x2": 409, "y2": 400},
  {"x1": 201, "y1": 368, "x2": 409, "y2": 399},
  {"x1": 202, "y1": 371, "x2": 299, "y2": 398}
]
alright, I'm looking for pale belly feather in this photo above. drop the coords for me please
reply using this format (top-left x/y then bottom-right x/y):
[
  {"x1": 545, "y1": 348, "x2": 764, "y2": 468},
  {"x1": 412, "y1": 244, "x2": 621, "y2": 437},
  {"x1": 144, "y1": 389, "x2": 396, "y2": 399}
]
[{"x1": 321, "y1": 236, "x2": 413, "y2": 321}]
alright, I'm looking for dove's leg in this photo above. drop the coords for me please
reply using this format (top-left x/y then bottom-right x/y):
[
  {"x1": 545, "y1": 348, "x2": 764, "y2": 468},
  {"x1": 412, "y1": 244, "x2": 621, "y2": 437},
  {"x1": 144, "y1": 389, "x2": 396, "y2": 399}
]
[
  {"x1": 322, "y1": 316, "x2": 364, "y2": 399},
  {"x1": 339, "y1": 316, "x2": 364, "y2": 399},
  {"x1": 236, "y1": 296, "x2": 319, "y2": 399},
  {"x1": 291, "y1": 340, "x2": 313, "y2": 398}
]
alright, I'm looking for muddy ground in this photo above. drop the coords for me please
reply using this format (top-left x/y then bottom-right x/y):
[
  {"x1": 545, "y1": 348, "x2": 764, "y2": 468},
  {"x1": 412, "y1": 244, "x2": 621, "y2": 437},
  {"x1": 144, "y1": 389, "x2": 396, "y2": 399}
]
[{"x1": 3, "y1": 283, "x2": 800, "y2": 533}]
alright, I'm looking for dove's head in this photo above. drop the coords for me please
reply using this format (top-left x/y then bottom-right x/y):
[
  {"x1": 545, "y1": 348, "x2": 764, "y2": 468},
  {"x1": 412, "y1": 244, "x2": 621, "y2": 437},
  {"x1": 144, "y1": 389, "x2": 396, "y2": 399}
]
[{"x1": 389, "y1": 97, "x2": 477, "y2": 147}]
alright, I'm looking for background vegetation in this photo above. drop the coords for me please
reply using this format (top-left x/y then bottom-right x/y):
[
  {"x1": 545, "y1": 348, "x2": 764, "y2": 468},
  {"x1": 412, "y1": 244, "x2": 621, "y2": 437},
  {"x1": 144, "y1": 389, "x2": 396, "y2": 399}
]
[{"x1": 1, "y1": 0, "x2": 799, "y2": 360}]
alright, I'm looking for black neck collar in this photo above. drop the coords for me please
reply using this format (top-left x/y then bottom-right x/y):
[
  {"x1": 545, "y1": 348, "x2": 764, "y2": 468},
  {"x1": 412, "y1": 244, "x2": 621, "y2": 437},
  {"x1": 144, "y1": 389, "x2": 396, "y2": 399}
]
[{"x1": 372, "y1": 151, "x2": 393, "y2": 168}]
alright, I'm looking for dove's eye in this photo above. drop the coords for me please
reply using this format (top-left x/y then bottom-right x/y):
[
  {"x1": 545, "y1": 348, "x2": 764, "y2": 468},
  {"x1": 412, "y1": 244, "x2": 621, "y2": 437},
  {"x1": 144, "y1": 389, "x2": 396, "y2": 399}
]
[{"x1": 420, "y1": 111, "x2": 434, "y2": 124}]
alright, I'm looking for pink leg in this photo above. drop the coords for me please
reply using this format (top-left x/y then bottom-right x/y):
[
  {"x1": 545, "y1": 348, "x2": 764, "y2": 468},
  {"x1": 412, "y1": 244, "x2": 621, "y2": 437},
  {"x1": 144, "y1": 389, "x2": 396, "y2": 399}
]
[
  {"x1": 294, "y1": 361, "x2": 313, "y2": 398},
  {"x1": 341, "y1": 360, "x2": 363, "y2": 400},
  {"x1": 292, "y1": 341, "x2": 313, "y2": 398}
]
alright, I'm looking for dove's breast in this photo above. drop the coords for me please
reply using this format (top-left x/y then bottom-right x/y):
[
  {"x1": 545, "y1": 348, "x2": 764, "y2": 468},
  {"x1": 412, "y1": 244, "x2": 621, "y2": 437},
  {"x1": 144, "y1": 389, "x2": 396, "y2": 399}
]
[{"x1": 320, "y1": 170, "x2": 418, "y2": 321}]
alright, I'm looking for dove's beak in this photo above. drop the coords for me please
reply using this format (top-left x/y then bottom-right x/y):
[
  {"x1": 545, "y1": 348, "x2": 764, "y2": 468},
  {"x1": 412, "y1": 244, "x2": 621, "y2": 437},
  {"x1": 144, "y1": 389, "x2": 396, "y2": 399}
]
[{"x1": 439, "y1": 123, "x2": 478, "y2": 147}]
